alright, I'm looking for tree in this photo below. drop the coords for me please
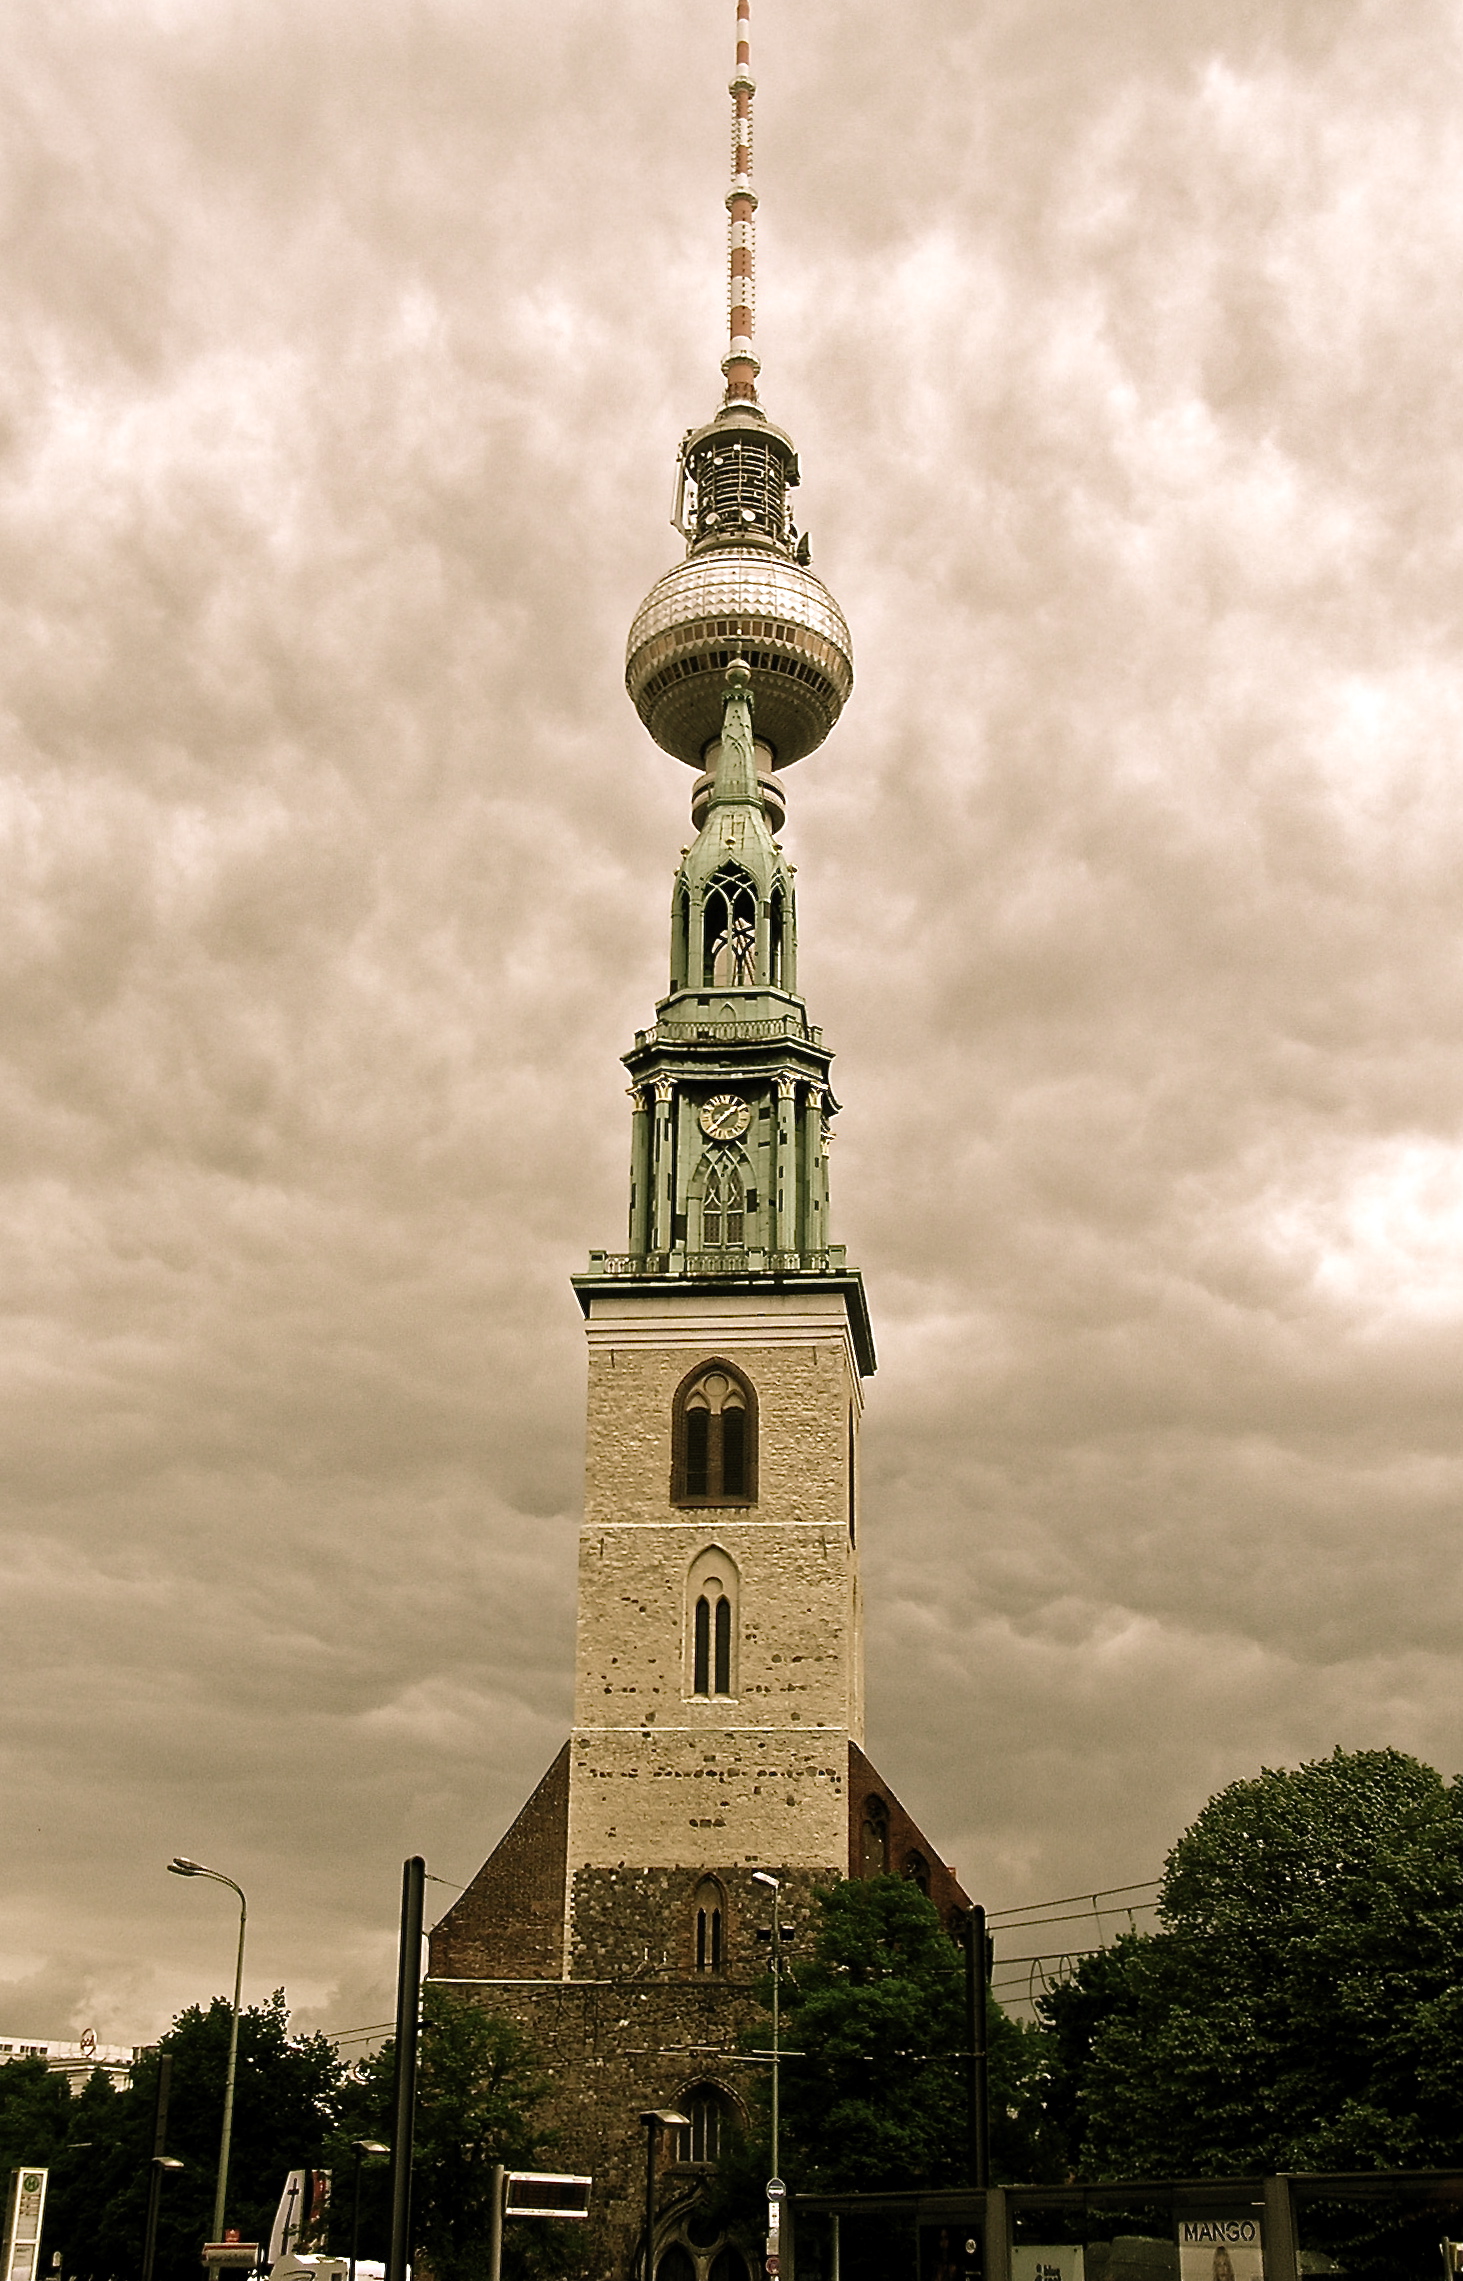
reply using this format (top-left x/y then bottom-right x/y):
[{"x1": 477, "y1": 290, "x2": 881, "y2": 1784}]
[
  {"x1": 333, "y1": 1986, "x2": 565, "y2": 2281},
  {"x1": 46, "y1": 1993, "x2": 344, "y2": 2281},
  {"x1": 0, "y1": 2057, "x2": 75, "y2": 2176},
  {"x1": 713, "y1": 1877, "x2": 1052, "y2": 2202},
  {"x1": 1041, "y1": 1746, "x2": 1463, "y2": 2179}
]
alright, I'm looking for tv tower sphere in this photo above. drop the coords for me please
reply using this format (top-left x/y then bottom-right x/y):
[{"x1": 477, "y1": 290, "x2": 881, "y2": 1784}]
[{"x1": 624, "y1": 2, "x2": 853, "y2": 771}]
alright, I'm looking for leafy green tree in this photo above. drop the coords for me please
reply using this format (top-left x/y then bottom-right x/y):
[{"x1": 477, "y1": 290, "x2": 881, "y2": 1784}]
[
  {"x1": 0, "y1": 2056, "x2": 75, "y2": 2175},
  {"x1": 1042, "y1": 1747, "x2": 1463, "y2": 2178},
  {"x1": 47, "y1": 1993, "x2": 344, "y2": 2281},
  {"x1": 716, "y1": 1877, "x2": 1052, "y2": 2200},
  {"x1": 332, "y1": 1985, "x2": 566, "y2": 2281}
]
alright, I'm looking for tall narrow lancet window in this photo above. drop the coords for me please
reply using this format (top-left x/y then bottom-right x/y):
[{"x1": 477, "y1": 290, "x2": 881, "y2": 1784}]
[
  {"x1": 769, "y1": 886, "x2": 785, "y2": 988},
  {"x1": 686, "y1": 1546, "x2": 739, "y2": 1696},
  {"x1": 860, "y1": 1794, "x2": 890, "y2": 1876},
  {"x1": 693, "y1": 1877, "x2": 726, "y2": 1973},
  {"x1": 673, "y1": 1363, "x2": 757, "y2": 1505},
  {"x1": 703, "y1": 869, "x2": 758, "y2": 986},
  {"x1": 673, "y1": 887, "x2": 691, "y2": 989}
]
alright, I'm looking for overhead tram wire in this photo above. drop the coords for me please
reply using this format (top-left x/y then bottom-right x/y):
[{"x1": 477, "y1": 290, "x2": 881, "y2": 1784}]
[{"x1": 987, "y1": 1878, "x2": 1160, "y2": 1922}]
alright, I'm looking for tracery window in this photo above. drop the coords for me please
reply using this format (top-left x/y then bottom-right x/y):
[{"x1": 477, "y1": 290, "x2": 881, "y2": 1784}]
[
  {"x1": 703, "y1": 869, "x2": 758, "y2": 987},
  {"x1": 702, "y1": 1160, "x2": 745, "y2": 1249},
  {"x1": 673, "y1": 1361, "x2": 757, "y2": 1506},
  {"x1": 693, "y1": 1876, "x2": 726, "y2": 1972},
  {"x1": 686, "y1": 1546, "x2": 738, "y2": 1697},
  {"x1": 675, "y1": 2085, "x2": 732, "y2": 2164}
]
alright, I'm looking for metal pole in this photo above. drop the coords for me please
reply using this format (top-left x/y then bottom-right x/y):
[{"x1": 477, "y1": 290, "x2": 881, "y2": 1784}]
[
  {"x1": 386, "y1": 1857, "x2": 426, "y2": 2281},
  {"x1": 769, "y1": 1881, "x2": 781, "y2": 2183},
  {"x1": 488, "y1": 2163, "x2": 504, "y2": 2281},
  {"x1": 349, "y1": 2147, "x2": 363, "y2": 2281},
  {"x1": 643, "y1": 2118, "x2": 658, "y2": 2281},
  {"x1": 214, "y1": 1883, "x2": 247, "y2": 2241},
  {"x1": 829, "y1": 2214, "x2": 840, "y2": 2281},
  {"x1": 488, "y1": 2164, "x2": 504, "y2": 2281},
  {"x1": 164, "y1": 1860, "x2": 248, "y2": 2254},
  {"x1": 971, "y1": 1906, "x2": 990, "y2": 2191},
  {"x1": 141, "y1": 2055, "x2": 173, "y2": 2281}
]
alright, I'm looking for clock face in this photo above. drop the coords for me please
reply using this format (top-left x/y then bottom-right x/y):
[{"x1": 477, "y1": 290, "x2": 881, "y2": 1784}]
[{"x1": 699, "y1": 1093, "x2": 751, "y2": 1143}]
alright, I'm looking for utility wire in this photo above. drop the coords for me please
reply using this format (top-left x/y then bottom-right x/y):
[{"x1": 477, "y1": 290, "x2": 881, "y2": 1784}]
[{"x1": 988, "y1": 1879, "x2": 1160, "y2": 1922}]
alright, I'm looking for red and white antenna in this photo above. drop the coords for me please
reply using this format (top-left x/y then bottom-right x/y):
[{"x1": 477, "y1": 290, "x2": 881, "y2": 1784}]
[{"x1": 722, "y1": 0, "x2": 759, "y2": 404}]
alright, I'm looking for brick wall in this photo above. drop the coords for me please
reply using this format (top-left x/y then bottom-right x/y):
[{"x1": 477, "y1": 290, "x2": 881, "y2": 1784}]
[
  {"x1": 847, "y1": 1742, "x2": 972, "y2": 1931},
  {"x1": 429, "y1": 1744, "x2": 569, "y2": 1979}
]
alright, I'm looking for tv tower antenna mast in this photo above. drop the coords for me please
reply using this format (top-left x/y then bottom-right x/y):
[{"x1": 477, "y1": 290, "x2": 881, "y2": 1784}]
[{"x1": 724, "y1": 0, "x2": 759, "y2": 404}]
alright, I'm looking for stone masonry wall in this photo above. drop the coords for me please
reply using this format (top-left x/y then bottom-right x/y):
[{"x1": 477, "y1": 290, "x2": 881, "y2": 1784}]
[{"x1": 433, "y1": 1975, "x2": 767, "y2": 2281}]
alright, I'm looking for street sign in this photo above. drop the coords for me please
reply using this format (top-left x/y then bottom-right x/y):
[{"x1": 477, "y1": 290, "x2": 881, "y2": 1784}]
[
  {"x1": 201, "y1": 2245, "x2": 260, "y2": 2268},
  {"x1": 502, "y1": 2174, "x2": 592, "y2": 2221}
]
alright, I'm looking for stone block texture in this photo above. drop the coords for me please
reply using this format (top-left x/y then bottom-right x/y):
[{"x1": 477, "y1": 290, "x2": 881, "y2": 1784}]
[{"x1": 429, "y1": 1281, "x2": 970, "y2": 2280}]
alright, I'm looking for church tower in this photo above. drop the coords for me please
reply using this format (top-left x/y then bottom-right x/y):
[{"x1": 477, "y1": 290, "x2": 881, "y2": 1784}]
[{"x1": 429, "y1": 11, "x2": 967, "y2": 2275}]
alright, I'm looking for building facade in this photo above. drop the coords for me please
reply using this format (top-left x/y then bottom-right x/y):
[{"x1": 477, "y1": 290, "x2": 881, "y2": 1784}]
[{"x1": 427, "y1": 8, "x2": 968, "y2": 2275}]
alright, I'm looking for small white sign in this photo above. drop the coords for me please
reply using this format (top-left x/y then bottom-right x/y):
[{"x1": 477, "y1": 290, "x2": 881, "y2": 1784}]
[{"x1": 1013, "y1": 2245, "x2": 1084, "y2": 2281}]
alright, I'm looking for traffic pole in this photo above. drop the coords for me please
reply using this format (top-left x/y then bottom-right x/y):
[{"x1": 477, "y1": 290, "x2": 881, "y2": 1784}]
[{"x1": 385, "y1": 1858, "x2": 425, "y2": 2281}]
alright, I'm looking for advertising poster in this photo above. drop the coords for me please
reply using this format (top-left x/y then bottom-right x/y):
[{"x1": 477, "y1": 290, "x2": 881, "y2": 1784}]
[
  {"x1": 1178, "y1": 2214, "x2": 1264, "y2": 2281},
  {"x1": 2, "y1": 2170, "x2": 48, "y2": 2281}
]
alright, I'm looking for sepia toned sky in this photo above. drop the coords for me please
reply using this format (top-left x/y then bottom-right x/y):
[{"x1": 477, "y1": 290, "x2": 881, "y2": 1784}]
[{"x1": 6, "y1": 0, "x2": 1463, "y2": 2046}]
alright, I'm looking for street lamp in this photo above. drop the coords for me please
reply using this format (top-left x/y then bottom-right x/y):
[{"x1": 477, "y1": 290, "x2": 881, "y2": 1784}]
[
  {"x1": 142, "y1": 2157, "x2": 185, "y2": 2281},
  {"x1": 751, "y1": 1872, "x2": 782, "y2": 2182},
  {"x1": 752, "y1": 1871, "x2": 786, "y2": 2276},
  {"x1": 349, "y1": 2142, "x2": 390, "y2": 2281},
  {"x1": 168, "y1": 1857, "x2": 247, "y2": 2243},
  {"x1": 638, "y1": 2110, "x2": 691, "y2": 2281}
]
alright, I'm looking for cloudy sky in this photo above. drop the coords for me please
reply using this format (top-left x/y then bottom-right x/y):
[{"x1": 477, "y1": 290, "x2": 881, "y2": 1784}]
[{"x1": 5, "y1": 0, "x2": 1463, "y2": 2045}]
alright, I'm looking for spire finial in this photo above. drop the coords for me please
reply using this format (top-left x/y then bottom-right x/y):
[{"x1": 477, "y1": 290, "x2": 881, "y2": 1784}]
[{"x1": 722, "y1": 0, "x2": 760, "y2": 404}]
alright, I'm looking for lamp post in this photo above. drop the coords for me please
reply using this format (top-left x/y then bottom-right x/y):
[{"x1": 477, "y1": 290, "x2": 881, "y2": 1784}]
[
  {"x1": 167, "y1": 1857, "x2": 247, "y2": 2243},
  {"x1": 638, "y1": 2110, "x2": 691, "y2": 2281},
  {"x1": 349, "y1": 2142, "x2": 390, "y2": 2281},
  {"x1": 752, "y1": 1870, "x2": 786, "y2": 2276},
  {"x1": 751, "y1": 1871, "x2": 782, "y2": 2181},
  {"x1": 141, "y1": 2158, "x2": 185, "y2": 2281}
]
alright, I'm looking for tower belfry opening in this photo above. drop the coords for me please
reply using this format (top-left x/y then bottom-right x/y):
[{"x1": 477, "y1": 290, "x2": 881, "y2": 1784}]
[{"x1": 427, "y1": 8, "x2": 970, "y2": 2272}]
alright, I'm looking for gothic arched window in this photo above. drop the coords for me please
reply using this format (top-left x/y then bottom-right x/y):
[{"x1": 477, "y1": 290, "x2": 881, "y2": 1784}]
[
  {"x1": 673, "y1": 1361, "x2": 757, "y2": 1506},
  {"x1": 903, "y1": 1848, "x2": 931, "y2": 1896},
  {"x1": 702, "y1": 869, "x2": 758, "y2": 987},
  {"x1": 693, "y1": 1876, "x2": 726, "y2": 1973},
  {"x1": 701, "y1": 1158, "x2": 745, "y2": 1249},
  {"x1": 673, "y1": 887, "x2": 691, "y2": 990},
  {"x1": 686, "y1": 1546, "x2": 738, "y2": 1697},
  {"x1": 769, "y1": 885, "x2": 786, "y2": 989},
  {"x1": 860, "y1": 1794, "x2": 890, "y2": 1876},
  {"x1": 674, "y1": 2084, "x2": 733, "y2": 2165}
]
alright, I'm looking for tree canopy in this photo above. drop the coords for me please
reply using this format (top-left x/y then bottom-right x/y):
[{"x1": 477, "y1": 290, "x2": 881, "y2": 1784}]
[
  {"x1": 335, "y1": 1985, "x2": 566, "y2": 2281},
  {"x1": 1042, "y1": 1746, "x2": 1463, "y2": 2177},
  {"x1": 726, "y1": 1876, "x2": 1052, "y2": 2196},
  {"x1": 43, "y1": 1993, "x2": 343, "y2": 2281}
]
